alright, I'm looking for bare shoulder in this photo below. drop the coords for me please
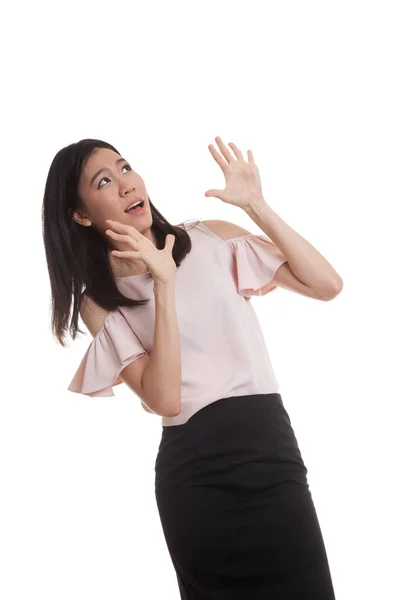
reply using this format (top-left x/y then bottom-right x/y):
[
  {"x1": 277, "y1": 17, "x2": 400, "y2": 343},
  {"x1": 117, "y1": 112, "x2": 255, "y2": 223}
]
[
  {"x1": 201, "y1": 219, "x2": 253, "y2": 241},
  {"x1": 79, "y1": 292, "x2": 110, "y2": 337}
]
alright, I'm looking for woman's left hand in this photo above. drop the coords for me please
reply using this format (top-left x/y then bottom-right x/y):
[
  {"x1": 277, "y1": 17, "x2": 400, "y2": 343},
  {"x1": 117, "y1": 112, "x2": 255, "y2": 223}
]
[{"x1": 205, "y1": 136, "x2": 265, "y2": 210}]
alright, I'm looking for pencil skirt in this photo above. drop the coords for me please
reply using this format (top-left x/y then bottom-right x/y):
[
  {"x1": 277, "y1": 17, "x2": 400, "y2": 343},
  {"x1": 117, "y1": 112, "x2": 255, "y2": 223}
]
[{"x1": 154, "y1": 393, "x2": 336, "y2": 600}]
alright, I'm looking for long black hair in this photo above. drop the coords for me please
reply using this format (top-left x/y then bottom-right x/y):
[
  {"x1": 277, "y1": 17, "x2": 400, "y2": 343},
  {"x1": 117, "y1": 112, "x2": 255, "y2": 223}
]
[{"x1": 42, "y1": 138, "x2": 193, "y2": 347}]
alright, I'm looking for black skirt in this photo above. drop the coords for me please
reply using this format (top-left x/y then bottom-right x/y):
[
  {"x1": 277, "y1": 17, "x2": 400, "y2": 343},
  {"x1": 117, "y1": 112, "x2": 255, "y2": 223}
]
[{"x1": 154, "y1": 393, "x2": 336, "y2": 600}]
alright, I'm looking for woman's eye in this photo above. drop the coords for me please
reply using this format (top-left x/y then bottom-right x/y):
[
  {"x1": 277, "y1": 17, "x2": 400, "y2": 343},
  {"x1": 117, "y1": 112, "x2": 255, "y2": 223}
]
[{"x1": 97, "y1": 164, "x2": 132, "y2": 189}]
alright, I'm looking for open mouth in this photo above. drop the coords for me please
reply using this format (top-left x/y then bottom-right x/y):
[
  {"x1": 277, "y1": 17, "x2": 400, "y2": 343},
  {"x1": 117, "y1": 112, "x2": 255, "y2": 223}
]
[{"x1": 125, "y1": 200, "x2": 145, "y2": 213}]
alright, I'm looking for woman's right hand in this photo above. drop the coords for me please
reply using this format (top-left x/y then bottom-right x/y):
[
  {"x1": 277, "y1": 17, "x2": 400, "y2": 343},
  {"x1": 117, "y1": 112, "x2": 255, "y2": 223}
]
[{"x1": 105, "y1": 219, "x2": 177, "y2": 285}]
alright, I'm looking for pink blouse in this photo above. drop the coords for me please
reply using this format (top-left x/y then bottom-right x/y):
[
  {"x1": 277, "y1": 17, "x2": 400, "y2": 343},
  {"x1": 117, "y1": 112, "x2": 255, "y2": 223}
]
[{"x1": 68, "y1": 219, "x2": 288, "y2": 426}]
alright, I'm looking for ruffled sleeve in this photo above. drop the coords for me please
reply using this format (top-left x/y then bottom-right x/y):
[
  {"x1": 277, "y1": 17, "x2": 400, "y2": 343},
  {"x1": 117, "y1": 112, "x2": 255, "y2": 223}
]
[
  {"x1": 68, "y1": 310, "x2": 148, "y2": 397},
  {"x1": 225, "y1": 234, "x2": 287, "y2": 298}
]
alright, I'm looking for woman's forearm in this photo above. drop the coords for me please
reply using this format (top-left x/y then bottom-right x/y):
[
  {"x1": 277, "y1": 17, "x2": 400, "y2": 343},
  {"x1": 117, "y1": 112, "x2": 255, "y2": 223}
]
[{"x1": 141, "y1": 278, "x2": 182, "y2": 417}]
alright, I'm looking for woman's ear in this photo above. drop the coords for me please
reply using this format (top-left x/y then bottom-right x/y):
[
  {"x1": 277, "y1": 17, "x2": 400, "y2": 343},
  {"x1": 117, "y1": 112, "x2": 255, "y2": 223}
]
[{"x1": 70, "y1": 209, "x2": 92, "y2": 227}]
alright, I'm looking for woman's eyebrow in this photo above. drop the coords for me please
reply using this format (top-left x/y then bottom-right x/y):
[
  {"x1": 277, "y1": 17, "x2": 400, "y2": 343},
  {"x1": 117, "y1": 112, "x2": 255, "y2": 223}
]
[{"x1": 90, "y1": 157, "x2": 127, "y2": 187}]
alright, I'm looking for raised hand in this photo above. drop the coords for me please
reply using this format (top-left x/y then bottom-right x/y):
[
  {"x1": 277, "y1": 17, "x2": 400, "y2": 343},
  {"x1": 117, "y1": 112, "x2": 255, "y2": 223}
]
[
  {"x1": 205, "y1": 136, "x2": 265, "y2": 210},
  {"x1": 105, "y1": 220, "x2": 177, "y2": 285}
]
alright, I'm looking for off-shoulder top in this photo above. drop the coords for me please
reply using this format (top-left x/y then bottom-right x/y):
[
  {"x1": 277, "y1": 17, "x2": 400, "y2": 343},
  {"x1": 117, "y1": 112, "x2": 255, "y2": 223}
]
[{"x1": 68, "y1": 218, "x2": 288, "y2": 426}]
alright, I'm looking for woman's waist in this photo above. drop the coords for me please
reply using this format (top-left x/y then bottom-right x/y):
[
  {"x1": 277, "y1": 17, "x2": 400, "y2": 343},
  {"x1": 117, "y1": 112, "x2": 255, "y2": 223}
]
[
  {"x1": 162, "y1": 378, "x2": 280, "y2": 427},
  {"x1": 157, "y1": 393, "x2": 301, "y2": 459}
]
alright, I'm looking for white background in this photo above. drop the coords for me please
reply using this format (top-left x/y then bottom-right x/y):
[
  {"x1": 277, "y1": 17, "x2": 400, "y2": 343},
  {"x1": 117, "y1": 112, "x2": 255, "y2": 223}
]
[{"x1": 1, "y1": 1, "x2": 399, "y2": 598}]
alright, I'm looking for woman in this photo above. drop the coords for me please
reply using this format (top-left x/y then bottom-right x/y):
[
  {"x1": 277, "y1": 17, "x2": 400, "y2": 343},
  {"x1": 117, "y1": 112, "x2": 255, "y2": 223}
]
[{"x1": 42, "y1": 135, "x2": 341, "y2": 599}]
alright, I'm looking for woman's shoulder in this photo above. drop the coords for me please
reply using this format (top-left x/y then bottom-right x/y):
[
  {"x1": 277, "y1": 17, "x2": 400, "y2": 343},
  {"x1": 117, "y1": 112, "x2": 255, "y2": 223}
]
[{"x1": 79, "y1": 292, "x2": 110, "y2": 337}]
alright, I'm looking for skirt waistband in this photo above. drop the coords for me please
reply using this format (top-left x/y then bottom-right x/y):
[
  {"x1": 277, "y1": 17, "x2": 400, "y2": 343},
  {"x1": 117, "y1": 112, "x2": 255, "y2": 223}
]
[{"x1": 161, "y1": 393, "x2": 285, "y2": 438}]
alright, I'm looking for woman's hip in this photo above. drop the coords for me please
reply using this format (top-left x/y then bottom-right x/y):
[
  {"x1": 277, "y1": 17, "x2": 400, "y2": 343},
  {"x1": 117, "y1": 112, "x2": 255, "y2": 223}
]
[{"x1": 154, "y1": 392, "x2": 309, "y2": 496}]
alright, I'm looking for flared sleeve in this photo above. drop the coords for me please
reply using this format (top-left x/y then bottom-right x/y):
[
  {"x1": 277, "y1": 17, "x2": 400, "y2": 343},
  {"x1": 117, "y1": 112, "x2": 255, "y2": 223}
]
[
  {"x1": 225, "y1": 234, "x2": 288, "y2": 298},
  {"x1": 68, "y1": 310, "x2": 148, "y2": 397}
]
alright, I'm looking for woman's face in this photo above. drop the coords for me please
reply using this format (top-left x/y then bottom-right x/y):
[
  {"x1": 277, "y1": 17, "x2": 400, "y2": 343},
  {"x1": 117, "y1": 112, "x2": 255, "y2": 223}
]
[{"x1": 73, "y1": 147, "x2": 152, "y2": 233}]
